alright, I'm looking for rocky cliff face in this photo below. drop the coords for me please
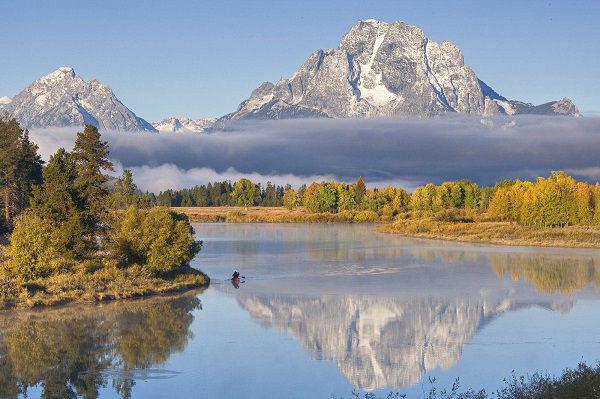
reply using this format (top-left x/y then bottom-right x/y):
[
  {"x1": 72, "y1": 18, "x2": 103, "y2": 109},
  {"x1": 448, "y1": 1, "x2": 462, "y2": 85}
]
[
  {"x1": 214, "y1": 19, "x2": 579, "y2": 127},
  {"x1": 4, "y1": 67, "x2": 156, "y2": 131},
  {"x1": 152, "y1": 116, "x2": 216, "y2": 133}
]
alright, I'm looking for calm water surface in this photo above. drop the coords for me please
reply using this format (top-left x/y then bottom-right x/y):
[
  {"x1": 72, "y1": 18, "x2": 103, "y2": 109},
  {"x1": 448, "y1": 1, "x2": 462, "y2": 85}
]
[{"x1": 4, "y1": 223, "x2": 600, "y2": 398}]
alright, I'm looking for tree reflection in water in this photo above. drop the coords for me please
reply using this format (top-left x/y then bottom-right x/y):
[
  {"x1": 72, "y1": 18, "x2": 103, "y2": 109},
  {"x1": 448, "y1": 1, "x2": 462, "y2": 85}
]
[
  {"x1": 489, "y1": 253, "x2": 600, "y2": 295},
  {"x1": 0, "y1": 294, "x2": 200, "y2": 399}
]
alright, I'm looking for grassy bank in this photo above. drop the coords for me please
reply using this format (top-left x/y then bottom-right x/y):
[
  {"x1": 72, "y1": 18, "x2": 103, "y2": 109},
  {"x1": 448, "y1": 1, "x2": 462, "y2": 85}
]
[
  {"x1": 379, "y1": 218, "x2": 600, "y2": 248},
  {"x1": 0, "y1": 236, "x2": 209, "y2": 310},
  {"x1": 174, "y1": 206, "x2": 383, "y2": 223},
  {"x1": 0, "y1": 253, "x2": 209, "y2": 309}
]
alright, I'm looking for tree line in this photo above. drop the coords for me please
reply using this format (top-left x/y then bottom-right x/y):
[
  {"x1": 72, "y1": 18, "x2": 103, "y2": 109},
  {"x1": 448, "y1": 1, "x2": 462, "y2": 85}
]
[
  {"x1": 153, "y1": 180, "x2": 286, "y2": 207},
  {"x1": 165, "y1": 173, "x2": 600, "y2": 229},
  {"x1": 149, "y1": 171, "x2": 600, "y2": 228}
]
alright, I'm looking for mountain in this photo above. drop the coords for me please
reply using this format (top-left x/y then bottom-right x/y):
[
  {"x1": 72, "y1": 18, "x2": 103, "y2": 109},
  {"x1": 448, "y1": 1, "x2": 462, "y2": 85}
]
[
  {"x1": 152, "y1": 116, "x2": 216, "y2": 133},
  {"x1": 3, "y1": 67, "x2": 156, "y2": 131},
  {"x1": 214, "y1": 19, "x2": 580, "y2": 127},
  {"x1": 0, "y1": 96, "x2": 11, "y2": 106}
]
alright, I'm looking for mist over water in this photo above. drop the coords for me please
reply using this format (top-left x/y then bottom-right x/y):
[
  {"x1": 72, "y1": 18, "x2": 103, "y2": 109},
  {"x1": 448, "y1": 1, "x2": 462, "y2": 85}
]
[{"x1": 29, "y1": 115, "x2": 600, "y2": 192}]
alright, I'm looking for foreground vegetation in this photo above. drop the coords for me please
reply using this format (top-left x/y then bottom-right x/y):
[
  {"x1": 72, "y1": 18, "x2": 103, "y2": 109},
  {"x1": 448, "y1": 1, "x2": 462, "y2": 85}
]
[
  {"x1": 333, "y1": 362, "x2": 600, "y2": 399},
  {"x1": 0, "y1": 118, "x2": 208, "y2": 308}
]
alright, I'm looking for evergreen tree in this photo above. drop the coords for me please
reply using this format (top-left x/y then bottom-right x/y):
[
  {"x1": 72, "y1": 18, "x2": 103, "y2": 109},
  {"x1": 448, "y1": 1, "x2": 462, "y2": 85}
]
[
  {"x1": 264, "y1": 182, "x2": 278, "y2": 206},
  {"x1": 16, "y1": 131, "x2": 44, "y2": 210},
  {"x1": 31, "y1": 149, "x2": 79, "y2": 222},
  {"x1": 298, "y1": 184, "x2": 307, "y2": 197},
  {"x1": 111, "y1": 169, "x2": 139, "y2": 209},
  {"x1": 72, "y1": 125, "x2": 113, "y2": 236},
  {"x1": 138, "y1": 191, "x2": 157, "y2": 208},
  {"x1": 355, "y1": 176, "x2": 366, "y2": 205},
  {"x1": 0, "y1": 117, "x2": 43, "y2": 229},
  {"x1": 29, "y1": 148, "x2": 87, "y2": 260}
]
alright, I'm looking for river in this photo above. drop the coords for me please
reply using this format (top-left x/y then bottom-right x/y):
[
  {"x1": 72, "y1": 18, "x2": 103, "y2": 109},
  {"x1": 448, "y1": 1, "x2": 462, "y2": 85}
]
[{"x1": 3, "y1": 223, "x2": 600, "y2": 398}]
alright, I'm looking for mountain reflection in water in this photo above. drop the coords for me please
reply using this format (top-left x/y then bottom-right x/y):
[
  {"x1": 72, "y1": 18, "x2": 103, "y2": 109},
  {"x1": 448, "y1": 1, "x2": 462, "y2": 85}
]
[
  {"x1": 201, "y1": 223, "x2": 600, "y2": 392},
  {"x1": 0, "y1": 294, "x2": 201, "y2": 399}
]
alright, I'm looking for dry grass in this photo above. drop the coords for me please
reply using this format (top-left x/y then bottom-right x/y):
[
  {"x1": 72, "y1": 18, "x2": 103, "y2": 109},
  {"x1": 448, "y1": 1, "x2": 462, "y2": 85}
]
[
  {"x1": 0, "y1": 264, "x2": 209, "y2": 310},
  {"x1": 173, "y1": 206, "x2": 382, "y2": 223},
  {"x1": 380, "y1": 218, "x2": 600, "y2": 248}
]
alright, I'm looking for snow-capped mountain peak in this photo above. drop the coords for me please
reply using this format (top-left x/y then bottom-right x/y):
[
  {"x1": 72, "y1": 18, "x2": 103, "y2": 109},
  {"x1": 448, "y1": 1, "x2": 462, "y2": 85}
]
[
  {"x1": 39, "y1": 66, "x2": 76, "y2": 83},
  {"x1": 3, "y1": 67, "x2": 156, "y2": 132},
  {"x1": 153, "y1": 117, "x2": 216, "y2": 133},
  {"x1": 212, "y1": 19, "x2": 580, "y2": 128}
]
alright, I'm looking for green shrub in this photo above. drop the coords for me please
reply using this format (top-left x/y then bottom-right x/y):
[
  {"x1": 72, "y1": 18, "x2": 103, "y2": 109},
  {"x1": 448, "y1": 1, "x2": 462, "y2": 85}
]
[
  {"x1": 109, "y1": 207, "x2": 201, "y2": 275},
  {"x1": 5, "y1": 211, "x2": 63, "y2": 279}
]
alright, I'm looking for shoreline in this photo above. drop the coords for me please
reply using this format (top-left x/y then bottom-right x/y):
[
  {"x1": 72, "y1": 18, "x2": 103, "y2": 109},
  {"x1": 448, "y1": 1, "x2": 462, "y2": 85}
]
[
  {"x1": 172, "y1": 206, "x2": 385, "y2": 223},
  {"x1": 0, "y1": 285, "x2": 206, "y2": 316},
  {"x1": 175, "y1": 206, "x2": 600, "y2": 249},
  {"x1": 379, "y1": 219, "x2": 600, "y2": 249},
  {"x1": 0, "y1": 260, "x2": 210, "y2": 310}
]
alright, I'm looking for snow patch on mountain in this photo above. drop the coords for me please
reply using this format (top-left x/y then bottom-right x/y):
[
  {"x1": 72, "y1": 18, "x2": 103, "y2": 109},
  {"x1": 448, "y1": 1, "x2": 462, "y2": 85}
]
[{"x1": 358, "y1": 32, "x2": 397, "y2": 107}]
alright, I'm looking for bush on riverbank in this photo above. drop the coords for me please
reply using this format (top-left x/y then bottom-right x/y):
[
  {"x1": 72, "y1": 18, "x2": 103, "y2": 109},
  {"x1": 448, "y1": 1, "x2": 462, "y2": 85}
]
[
  {"x1": 108, "y1": 206, "x2": 201, "y2": 275},
  {"x1": 333, "y1": 362, "x2": 600, "y2": 399}
]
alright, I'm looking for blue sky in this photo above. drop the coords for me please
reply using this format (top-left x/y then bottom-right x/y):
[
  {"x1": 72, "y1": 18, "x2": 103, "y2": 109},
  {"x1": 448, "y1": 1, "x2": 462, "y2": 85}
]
[{"x1": 1, "y1": 0, "x2": 598, "y2": 121}]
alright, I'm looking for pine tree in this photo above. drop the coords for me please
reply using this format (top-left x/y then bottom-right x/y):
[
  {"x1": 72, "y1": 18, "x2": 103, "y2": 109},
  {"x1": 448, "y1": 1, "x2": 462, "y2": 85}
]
[
  {"x1": 30, "y1": 148, "x2": 87, "y2": 259},
  {"x1": 264, "y1": 182, "x2": 278, "y2": 206},
  {"x1": 355, "y1": 176, "x2": 366, "y2": 206},
  {"x1": 31, "y1": 149, "x2": 79, "y2": 222},
  {"x1": 16, "y1": 131, "x2": 43, "y2": 211},
  {"x1": 72, "y1": 125, "x2": 113, "y2": 235},
  {"x1": 0, "y1": 117, "x2": 43, "y2": 229},
  {"x1": 111, "y1": 169, "x2": 139, "y2": 209}
]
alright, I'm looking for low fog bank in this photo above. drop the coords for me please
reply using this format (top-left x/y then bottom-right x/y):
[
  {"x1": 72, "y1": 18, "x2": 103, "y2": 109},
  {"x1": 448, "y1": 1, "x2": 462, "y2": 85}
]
[{"x1": 29, "y1": 115, "x2": 600, "y2": 193}]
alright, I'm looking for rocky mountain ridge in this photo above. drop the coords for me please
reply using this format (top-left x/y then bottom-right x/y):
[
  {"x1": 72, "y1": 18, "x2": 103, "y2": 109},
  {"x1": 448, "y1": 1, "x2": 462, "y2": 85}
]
[
  {"x1": 213, "y1": 19, "x2": 580, "y2": 128},
  {"x1": 1, "y1": 21, "x2": 581, "y2": 132},
  {"x1": 2, "y1": 67, "x2": 156, "y2": 132}
]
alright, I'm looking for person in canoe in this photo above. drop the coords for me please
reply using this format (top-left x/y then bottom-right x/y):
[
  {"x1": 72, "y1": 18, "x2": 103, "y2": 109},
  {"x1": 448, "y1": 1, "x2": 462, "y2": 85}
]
[{"x1": 231, "y1": 271, "x2": 241, "y2": 288}]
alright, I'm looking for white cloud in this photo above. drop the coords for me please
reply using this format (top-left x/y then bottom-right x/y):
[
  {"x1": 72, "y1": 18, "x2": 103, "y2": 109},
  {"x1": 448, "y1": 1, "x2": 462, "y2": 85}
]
[
  {"x1": 27, "y1": 115, "x2": 600, "y2": 193},
  {"x1": 111, "y1": 162, "x2": 338, "y2": 193}
]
